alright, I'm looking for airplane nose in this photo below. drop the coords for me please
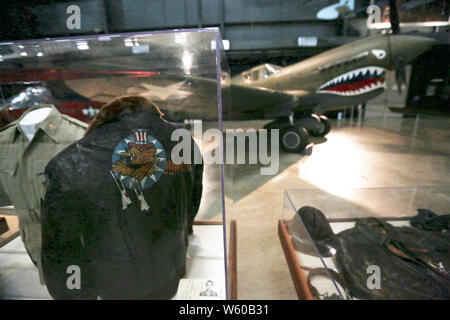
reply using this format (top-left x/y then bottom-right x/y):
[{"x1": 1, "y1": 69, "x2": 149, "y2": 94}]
[{"x1": 389, "y1": 35, "x2": 435, "y2": 65}]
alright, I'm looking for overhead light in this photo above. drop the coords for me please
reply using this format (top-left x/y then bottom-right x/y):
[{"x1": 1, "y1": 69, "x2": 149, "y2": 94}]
[
  {"x1": 174, "y1": 33, "x2": 187, "y2": 44},
  {"x1": 211, "y1": 39, "x2": 230, "y2": 51},
  {"x1": 182, "y1": 51, "x2": 193, "y2": 74},
  {"x1": 368, "y1": 22, "x2": 392, "y2": 30},
  {"x1": 297, "y1": 37, "x2": 318, "y2": 47},
  {"x1": 124, "y1": 38, "x2": 142, "y2": 47},
  {"x1": 316, "y1": 0, "x2": 355, "y2": 20},
  {"x1": 20, "y1": 52, "x2": 28, "y2": 56},
  {"x1": 124, "y1": 38, "x2": 133, "y2": 47},
  {"x1": 132, "y1": 44, "x2": 149, "y2": 54},
  {"x1": 37, "y1": 52, "x2": 44, "y2": 57},
  {"x1": 222, "y1": 39, "x2": 230, "y2": 51},
  {"x1": 76, "y1": 41, "x2": 89, "y2": 50},
  {"x1": 18, "y1": 45, "x2": 24, "y2": 49}
]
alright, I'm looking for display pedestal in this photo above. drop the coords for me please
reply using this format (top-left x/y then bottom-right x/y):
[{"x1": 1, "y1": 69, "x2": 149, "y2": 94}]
[
  {"x1": 0, "y1": 217, "x2": 9, "y2": 235},
  {"x1": 173, "y1": 220, "x2": 238, "y2": 300},
  {"x1": 278, "y1": 220, "x2": 313, "y2": 300},
  {"x1": 0, "y1": 215, "x2": 19, "y2": 248},
  {"x1": 228, "y1": 220, "x2": 238, "y2": 300},
  {"x1": 0, "y1": 220, "x2": 236, "y2": 300}
]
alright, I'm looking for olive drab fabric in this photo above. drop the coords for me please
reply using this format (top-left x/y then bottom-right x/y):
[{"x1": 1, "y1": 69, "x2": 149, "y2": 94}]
[{"x1": 0, "y1": 104, "x2": 87, "y2": 279}]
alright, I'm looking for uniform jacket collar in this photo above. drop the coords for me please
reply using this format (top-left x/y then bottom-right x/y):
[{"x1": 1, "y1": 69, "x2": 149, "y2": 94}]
[{"x1": 15, "y1": 104, "x2": 62, "y2": 143}]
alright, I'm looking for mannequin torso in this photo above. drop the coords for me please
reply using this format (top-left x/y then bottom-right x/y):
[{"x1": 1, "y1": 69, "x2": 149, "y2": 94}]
[{"x1": 19, "y1": 107, "x2": 52, "y2": 141}]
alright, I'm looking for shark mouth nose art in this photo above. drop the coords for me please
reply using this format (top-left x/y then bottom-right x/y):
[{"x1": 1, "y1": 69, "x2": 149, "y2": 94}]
[{"x1": 318, "y1": 66, "x2": 386, "y2": 96}]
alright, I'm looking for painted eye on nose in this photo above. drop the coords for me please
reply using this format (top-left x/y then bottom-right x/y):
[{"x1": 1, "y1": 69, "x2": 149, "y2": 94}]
[{"x1": 371, "y1": 49, "x2": 386, "y2": 60}]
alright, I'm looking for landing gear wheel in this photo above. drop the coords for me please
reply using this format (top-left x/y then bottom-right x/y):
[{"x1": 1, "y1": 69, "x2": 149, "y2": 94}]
[
  {"x1": 310, "y1": 116, "x2": 331, "y2": 137},
  {"x1": 319, "y1": 116, "x2": 331, "y2": 136},
  {"x1": 280, "y1": 126, "x2": 309, "y2": 153}
]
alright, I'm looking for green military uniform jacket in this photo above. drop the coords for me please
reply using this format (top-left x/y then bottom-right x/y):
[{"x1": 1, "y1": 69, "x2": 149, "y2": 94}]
[{"x1": 0, "y1": 104, "x2": 87, "y2": 280}]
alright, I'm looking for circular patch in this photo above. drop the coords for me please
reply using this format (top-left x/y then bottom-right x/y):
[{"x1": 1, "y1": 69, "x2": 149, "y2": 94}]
[{"x1": 112, "y1": 129, "x2": 167, "y2": 190}]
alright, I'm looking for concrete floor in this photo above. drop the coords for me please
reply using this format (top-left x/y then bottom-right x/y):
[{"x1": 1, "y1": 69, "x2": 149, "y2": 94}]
[{"x1": 220, "y1": 104, "x2": 450, "y2": 299}]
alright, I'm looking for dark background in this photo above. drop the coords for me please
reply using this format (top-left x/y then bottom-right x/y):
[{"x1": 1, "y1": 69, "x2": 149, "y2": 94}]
[{"x1": 0, "y1": 0, "x2": 374, "y2": 72}]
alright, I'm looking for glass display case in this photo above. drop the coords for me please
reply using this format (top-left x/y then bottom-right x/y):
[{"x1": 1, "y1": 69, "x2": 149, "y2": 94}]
[
  {"x1": 0, "y1": 28, "x2": 233, "y2": 300},
  {"x1": 280, "y1": 186, "x2": 450, "y2": 300}
]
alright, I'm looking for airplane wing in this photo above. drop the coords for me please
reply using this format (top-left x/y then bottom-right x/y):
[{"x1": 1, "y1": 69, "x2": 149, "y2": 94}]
[
  {"x1": 0, "y1": 63, "x2": 311, "y2": 121},
  {"x1": 62, "y1": 74, "x2": 304, "y2": 121},
  {"x1": 0, "y1": 68, "x2": 158, "y2": 83},
  {"x1": 284, "y1": 90, "x2": 312, "y2": 98},
  {"x1": 224, "y1": 83, "x2": 305, "y2": 120}
]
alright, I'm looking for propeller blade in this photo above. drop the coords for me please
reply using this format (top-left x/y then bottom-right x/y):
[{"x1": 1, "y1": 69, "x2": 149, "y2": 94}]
[
  {"x1": 394, "y1": 55, "x2": 406, "y2": 94},
  {"x1": 388, "y1": 0, "x2": 400, "y2": 34}
]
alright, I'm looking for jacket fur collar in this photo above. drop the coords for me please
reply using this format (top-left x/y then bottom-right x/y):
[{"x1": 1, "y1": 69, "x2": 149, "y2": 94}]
[{"x1": 86, "y1": 95, "x2": 162, "y2": 135}]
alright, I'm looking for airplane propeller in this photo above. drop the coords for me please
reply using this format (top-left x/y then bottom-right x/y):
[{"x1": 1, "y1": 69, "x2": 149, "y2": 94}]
[
  {"x1": 394, "y1": 54, "x2": 406, "y2": 94},
  {"x1": 389, "y1": 0, "x2": 405, "y2": 94}
]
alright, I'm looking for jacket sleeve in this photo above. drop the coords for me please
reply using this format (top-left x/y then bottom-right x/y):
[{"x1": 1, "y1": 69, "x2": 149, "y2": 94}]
[
  {"x1": 187, "y1": 138, "x2": 203, "y2": 233},
  {"x1": 41, "y1": 164, "x2": 97, "y2": 300}
]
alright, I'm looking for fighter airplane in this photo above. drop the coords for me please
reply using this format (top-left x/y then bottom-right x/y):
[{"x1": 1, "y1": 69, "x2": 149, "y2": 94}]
[{"x1": 227, "y1": 34, "x2": 435, "y2": 151}]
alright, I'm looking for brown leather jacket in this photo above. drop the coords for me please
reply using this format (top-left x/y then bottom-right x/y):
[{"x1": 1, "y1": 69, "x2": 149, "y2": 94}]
[{"x1": 41, "y1": 107, "x2": 203, "y2": 299}]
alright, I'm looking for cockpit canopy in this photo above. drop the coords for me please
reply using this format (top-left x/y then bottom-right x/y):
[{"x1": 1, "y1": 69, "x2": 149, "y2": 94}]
[{"x1": 239, "y1": 63, "x2": 281, "y2": 84}]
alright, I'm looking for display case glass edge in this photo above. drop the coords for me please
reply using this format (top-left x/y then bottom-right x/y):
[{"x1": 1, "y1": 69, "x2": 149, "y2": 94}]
[{"x1": 0, "y1": 28, "x2": 230, "y2": 300}]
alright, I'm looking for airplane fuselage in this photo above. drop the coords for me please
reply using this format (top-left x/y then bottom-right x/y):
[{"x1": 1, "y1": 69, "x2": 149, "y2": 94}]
[{"x1": 231, "y1": 34, "x2": 435, "y2": 114}]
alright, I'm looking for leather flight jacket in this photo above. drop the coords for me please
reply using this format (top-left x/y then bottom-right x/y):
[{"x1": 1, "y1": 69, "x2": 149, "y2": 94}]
[
  {"x1": 41, "y1": 109, "x2": 203, "y2": 299},
  {"x1": 329, "y1": 218, "x2": 450, "y2": 300},
  {"x1": 291, "y1": 207, "x2": 450, "y2": 300}
]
